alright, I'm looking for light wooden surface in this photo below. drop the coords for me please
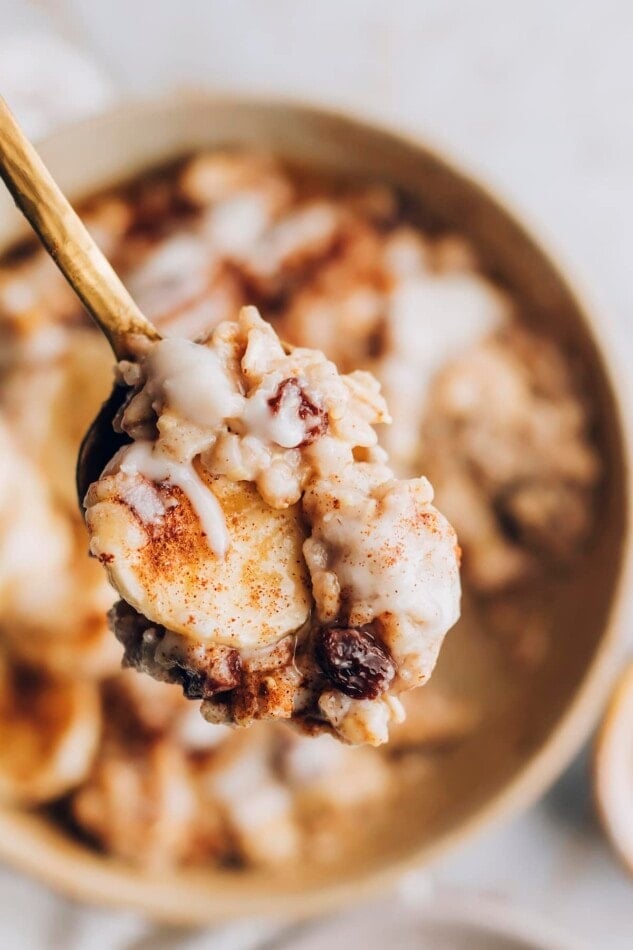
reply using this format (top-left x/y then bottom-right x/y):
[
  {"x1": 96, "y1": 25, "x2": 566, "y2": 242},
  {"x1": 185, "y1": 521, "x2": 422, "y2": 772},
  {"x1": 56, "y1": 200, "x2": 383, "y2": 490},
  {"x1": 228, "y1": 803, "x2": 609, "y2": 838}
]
[{"x1": 0, "y1": 2, "x2": 631, "y2": 949}]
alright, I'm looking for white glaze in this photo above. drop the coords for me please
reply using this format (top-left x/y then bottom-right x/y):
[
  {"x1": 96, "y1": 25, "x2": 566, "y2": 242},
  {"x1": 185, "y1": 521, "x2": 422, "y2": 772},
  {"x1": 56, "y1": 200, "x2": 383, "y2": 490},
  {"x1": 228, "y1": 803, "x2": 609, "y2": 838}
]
[
  {"x1": 303, "y1": 473, "x2": 461, "y2": 683},
  {"x1": 113, "y1": 322, "x2": 326, "y2": 552},
  {"x1": 119, "y1": 441, "x2": 229, "y2": 556},
  {"x1": 144, "y1": 337, "x2": 245, "y2": 428},
  {"x1": 114, "y1": 337, "x2": 245, "y2": 555}
]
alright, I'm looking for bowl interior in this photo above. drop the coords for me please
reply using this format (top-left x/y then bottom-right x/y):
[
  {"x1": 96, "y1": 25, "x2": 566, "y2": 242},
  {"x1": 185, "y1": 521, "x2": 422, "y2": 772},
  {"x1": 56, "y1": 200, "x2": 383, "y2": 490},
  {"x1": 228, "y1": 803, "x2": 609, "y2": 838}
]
[{"x1": 0, "y1": 96, "x2": 627, "y2": 924}]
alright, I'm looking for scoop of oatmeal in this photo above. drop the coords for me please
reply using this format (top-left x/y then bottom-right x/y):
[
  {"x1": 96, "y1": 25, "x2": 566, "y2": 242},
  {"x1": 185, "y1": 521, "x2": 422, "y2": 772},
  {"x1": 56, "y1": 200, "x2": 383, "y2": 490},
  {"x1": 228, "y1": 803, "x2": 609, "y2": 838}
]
[{"x1": 84, "y1": 306, "x2": 460, "y2": 745}]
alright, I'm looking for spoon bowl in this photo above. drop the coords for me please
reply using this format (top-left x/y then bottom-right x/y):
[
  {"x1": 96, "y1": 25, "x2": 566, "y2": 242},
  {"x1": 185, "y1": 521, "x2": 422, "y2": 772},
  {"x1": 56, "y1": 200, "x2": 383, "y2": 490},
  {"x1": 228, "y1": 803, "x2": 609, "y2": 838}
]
[{"x1": 76, "y1": 383, "x2": 131, "y2": 507}]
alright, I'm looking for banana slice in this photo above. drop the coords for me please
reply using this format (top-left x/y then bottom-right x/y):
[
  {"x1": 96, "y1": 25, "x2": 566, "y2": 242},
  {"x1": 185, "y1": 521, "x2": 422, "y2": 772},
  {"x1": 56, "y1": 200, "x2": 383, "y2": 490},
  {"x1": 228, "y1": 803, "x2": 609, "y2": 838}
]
[
  {"x1": 0, "y1": 652, "x2": 100, "y2": 805},
  {"x1": 594, "y1": 662, "x2": 633, "y2": 875},
  {"x1": 87, "y1": 469, "x2": 311, "y2": 651}
]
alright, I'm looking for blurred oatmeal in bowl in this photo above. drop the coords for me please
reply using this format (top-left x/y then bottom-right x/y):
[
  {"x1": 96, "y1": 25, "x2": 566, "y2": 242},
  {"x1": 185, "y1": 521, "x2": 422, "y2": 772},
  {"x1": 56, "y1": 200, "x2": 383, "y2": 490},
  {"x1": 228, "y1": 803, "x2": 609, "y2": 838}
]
[{"x1": 0, "y1": 148, "x2": 599, "y2": 871}]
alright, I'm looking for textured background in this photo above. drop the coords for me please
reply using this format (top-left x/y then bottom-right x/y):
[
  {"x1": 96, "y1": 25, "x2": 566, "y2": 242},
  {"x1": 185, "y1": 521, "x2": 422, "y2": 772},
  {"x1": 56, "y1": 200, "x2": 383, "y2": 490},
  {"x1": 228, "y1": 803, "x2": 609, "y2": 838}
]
[{"x1": 0, "y1": 1, "x2": 632, "y2": 946}]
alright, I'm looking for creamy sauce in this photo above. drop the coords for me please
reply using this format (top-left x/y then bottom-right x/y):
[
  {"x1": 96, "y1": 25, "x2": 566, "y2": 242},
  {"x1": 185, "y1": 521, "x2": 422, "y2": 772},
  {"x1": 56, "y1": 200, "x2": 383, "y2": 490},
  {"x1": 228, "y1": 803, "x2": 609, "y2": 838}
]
[
  {"x1": 119, "y1": 440, "x2": 229, "y2": 557},
  {"x1": 116, "y1": 328, "x2": 323, "y2": 555},
  {"x1": 145, "y1": 338, "x2": 245, "y2": 428},
  {"x1": 117, "y1": 338, "x2": 247, "y2": 556}
]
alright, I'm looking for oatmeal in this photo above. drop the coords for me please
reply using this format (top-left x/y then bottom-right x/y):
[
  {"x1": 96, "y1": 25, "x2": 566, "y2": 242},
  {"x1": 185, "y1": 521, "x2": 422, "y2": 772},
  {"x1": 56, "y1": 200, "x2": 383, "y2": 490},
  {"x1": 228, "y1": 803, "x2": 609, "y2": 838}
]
[
  {"x1": 421, "y1": 326, "x2": 600, "y2": 593},
  {"x1": 84, "y1": 308, "x2": 461, "y2": 745},
  {"x1": 70, "y1": 671, "x2": 396, "y2": 869},
  {"x1": 0, "y1": 147, "x2": 599, "y2": 871}
]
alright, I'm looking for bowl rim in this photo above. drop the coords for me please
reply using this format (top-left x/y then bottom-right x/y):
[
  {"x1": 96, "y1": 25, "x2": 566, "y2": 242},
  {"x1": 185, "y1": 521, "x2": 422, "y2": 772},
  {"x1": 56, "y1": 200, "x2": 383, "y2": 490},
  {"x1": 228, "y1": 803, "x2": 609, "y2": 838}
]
[{"x1": 0, "y1": 89, "x2": 630, "y2": 924}]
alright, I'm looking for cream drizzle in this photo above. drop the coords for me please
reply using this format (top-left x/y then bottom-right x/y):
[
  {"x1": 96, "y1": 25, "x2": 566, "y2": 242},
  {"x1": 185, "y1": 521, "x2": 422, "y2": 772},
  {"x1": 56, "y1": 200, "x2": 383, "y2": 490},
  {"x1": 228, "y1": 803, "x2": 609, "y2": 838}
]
[
  {"x1": 119, "y1": 441, "x2": 229, "y2": 557},
  {"x1": 115, "y1": 332, "x2": 325, "y2": 559},
  {"x1": 145, "y1": 338, "x2": 245, "y2": 427}
]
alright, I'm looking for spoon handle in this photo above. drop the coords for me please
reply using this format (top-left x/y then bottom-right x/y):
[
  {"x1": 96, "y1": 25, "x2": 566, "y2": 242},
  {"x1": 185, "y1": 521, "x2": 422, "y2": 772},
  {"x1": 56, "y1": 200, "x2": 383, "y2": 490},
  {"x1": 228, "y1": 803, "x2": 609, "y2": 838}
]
[{"x1": 0, "y1": 97, "x2": 159, "y2": 358}]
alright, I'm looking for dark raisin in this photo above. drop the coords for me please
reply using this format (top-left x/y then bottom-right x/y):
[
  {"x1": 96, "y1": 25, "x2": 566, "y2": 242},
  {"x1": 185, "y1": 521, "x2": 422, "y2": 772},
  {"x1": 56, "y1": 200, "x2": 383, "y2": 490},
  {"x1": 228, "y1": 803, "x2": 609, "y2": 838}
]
[{"x1": 315, "y1": 626, "x2": 396, "y2": 700}]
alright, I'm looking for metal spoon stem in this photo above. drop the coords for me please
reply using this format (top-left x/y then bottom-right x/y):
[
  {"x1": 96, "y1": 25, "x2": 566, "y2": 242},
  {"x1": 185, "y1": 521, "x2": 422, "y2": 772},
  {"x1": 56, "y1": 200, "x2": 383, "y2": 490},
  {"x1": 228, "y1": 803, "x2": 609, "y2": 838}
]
[{"x1": 0, "y1": 96, "x2": 159, "y2": 359}]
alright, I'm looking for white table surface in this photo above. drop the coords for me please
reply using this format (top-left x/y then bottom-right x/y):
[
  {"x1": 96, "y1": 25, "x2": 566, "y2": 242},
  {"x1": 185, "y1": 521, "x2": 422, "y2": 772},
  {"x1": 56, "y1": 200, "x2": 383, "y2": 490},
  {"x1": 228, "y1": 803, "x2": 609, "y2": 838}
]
[{"x1": 1, "y1": 1, "x2": 632, "y2": 946}]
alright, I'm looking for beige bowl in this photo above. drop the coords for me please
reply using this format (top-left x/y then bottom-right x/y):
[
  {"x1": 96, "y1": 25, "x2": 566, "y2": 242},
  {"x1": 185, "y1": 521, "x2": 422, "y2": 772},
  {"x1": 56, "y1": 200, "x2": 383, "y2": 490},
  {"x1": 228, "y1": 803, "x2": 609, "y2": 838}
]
[{"x1": 0, "y1": 94, "x2": 629, "y2": 924}]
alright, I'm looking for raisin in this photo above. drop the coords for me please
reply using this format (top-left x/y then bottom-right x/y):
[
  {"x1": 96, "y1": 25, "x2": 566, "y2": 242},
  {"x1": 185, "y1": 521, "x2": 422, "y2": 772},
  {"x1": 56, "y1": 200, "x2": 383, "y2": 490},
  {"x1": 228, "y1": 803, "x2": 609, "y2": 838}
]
[
  {"x1": 315, "y1": 626, "x2": 396, "y2": 700},
  {"x1": 267, "y1": 377, "x2": 328, "y2": 445}
]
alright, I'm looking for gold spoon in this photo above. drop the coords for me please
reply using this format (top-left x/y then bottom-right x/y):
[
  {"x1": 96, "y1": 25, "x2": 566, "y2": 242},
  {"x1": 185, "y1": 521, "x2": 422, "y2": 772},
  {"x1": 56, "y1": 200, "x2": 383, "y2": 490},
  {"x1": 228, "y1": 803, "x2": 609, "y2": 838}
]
[{"x1": 0, "y1": 96, "x2": 161, "y2": 504}]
